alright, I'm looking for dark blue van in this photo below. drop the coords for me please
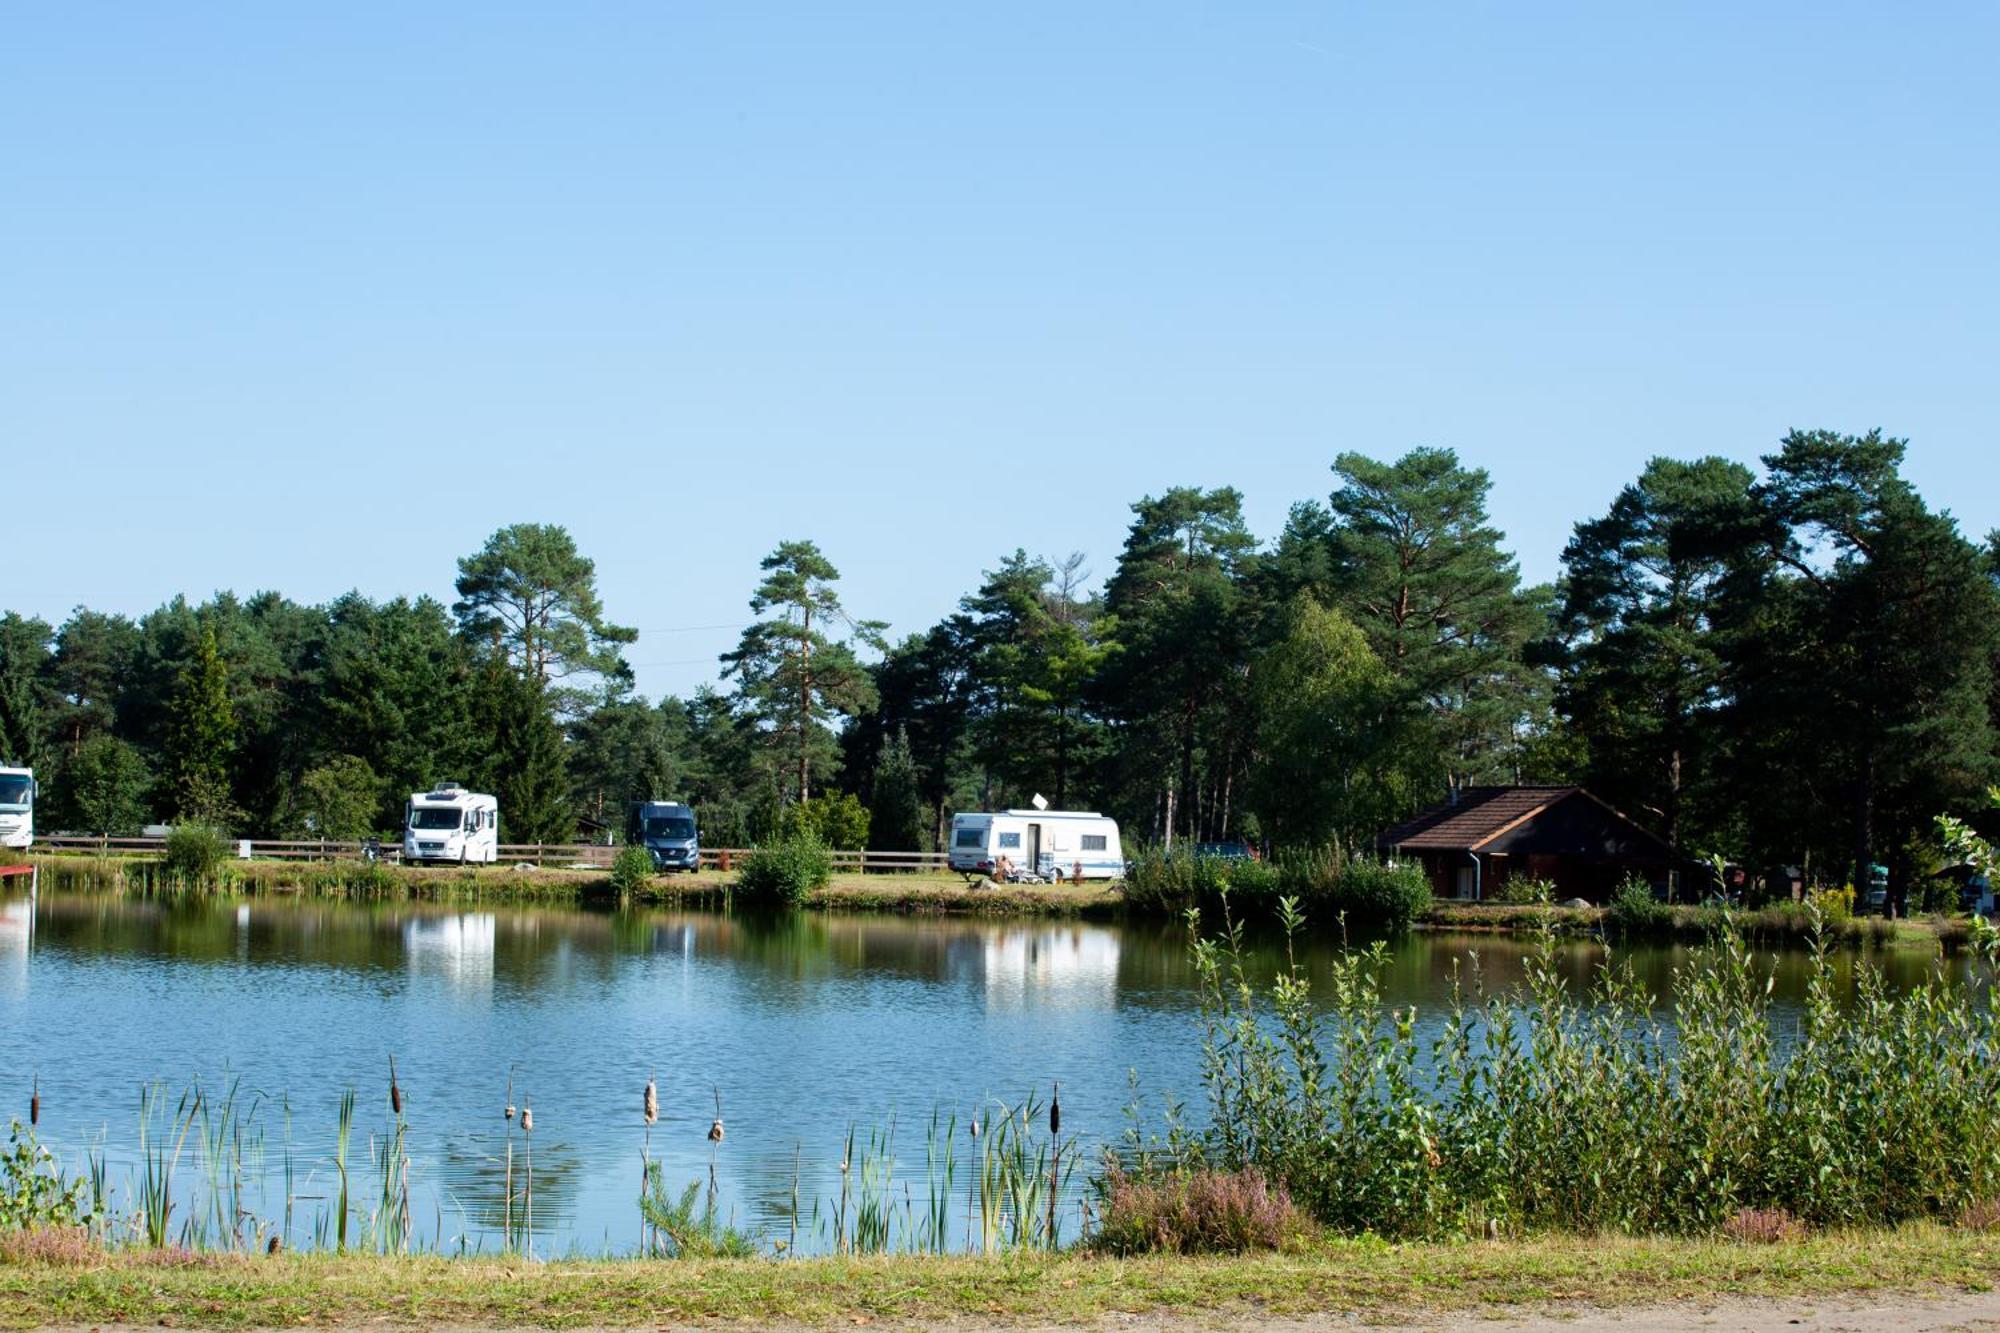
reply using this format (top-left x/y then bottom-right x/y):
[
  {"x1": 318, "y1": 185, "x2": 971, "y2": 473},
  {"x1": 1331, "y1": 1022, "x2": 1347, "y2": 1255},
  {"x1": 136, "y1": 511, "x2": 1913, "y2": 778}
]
[{"x1": 631, "y1": 801, "x2": 700, "y2": 873}]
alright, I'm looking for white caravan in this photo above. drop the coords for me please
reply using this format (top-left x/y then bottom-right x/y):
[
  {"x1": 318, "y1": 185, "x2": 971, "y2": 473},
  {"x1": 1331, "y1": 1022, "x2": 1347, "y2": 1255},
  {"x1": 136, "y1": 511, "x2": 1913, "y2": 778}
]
[
  {"x1": 949, "y1": 808, "x2": 1124, "y2": 882},
  {"x1": 402, "y1": 783, "x2": 500, "y2": 865},
  {"x1": 0, "y1": 768, "x2": 32, "y2": 850}
]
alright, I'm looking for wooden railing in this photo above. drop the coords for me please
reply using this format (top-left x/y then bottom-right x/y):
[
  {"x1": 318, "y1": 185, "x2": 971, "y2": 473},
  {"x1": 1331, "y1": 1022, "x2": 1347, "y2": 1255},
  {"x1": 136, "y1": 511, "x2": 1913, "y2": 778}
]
[{"x1": 32, "y1": 834, "x2": 954, "y2": 874}]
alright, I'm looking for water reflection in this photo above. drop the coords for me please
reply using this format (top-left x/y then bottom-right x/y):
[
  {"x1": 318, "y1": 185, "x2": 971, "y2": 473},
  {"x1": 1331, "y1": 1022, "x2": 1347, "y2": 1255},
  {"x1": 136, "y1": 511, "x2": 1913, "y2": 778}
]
[{"x1": 0, "y1": 884, "x2": 1983, "y2": 1255}]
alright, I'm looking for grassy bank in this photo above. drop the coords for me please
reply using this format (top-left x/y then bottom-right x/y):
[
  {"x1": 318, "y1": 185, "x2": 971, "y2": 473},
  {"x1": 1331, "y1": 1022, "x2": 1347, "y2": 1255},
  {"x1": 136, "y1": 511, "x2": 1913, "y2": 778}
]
[
  {"x1": 1417, "y1": 898, "x2": 1978, "y2": 950},
  {"x1": 2, "y1": 1226, "x2": 1994, "y2": 1328},
  {"x1": 17, "y1": 852, "x2": 1120, "y2": 917}
]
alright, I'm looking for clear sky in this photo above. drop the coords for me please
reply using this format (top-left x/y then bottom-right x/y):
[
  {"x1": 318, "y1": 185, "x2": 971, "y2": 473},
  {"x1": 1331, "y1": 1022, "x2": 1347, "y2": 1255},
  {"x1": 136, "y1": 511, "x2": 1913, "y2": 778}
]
[{"x1": 6, "y1": 3, "x2": 1995, "y2": 701}]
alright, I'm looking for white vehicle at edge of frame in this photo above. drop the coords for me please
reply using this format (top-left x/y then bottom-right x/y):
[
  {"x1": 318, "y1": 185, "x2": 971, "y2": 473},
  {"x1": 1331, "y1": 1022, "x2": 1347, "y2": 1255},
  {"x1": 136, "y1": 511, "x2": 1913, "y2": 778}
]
[{"x1": 0, "y1": 767, "x2": 33, "y2": 850}]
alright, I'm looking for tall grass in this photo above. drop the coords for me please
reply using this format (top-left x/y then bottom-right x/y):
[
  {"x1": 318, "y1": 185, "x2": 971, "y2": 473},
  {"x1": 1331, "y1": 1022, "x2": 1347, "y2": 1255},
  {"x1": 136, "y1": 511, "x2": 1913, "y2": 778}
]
[{"x1": 1161, "y1": 897, "x2": 2000, "y2": 1238}]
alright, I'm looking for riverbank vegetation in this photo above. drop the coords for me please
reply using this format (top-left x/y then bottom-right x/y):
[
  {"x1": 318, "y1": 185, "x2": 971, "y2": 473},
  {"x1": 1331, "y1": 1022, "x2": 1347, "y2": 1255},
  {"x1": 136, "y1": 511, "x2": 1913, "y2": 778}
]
[
  {"x1": 1126, "y1": 900, "x2": 2000, "y2": 1241},
  {"x1": 3, "y1": 431, "x2": 1996, "y2": 908},
  {"x1": 4, "y1": 1227, "x2": 1998, "y2": 1329}
]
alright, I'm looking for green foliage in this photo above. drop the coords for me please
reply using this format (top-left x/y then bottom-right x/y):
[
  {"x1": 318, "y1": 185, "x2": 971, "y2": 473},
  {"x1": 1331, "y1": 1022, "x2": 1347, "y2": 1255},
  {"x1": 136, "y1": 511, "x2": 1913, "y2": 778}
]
[
  {"x1": 1607, "y1": 876, "x2": 1671, "y2": 936},
  {"x1": 475, "y1": 658, "x2": 571, "y2": 844},
  {"x1": 777, "y1": 792, "x2": 871, "y2": 851},
  {"x1": 736, "y1": 835, "x2": 833, "y2": 907},
  {"x1": 722, "y1": 540, "x2": 884, "y2": 805},
  {"x1": 1247, "y1": 596, "x2": 1402, "y2": 848},
  {"x1": 0, "y1": 1123, "x2": 90, "y2": 1233},
  {"x1": 866, "y1": 727, "x2": 930, "y2": 852},
  {"x1": 1496, "y1": 876, "x2": 1555, "y2": 906},
  {"x1": 0, "y1": 613, "x2": 52, "y2": 773},
  {"x1": 1328, "y1": 860, "x2": 1432, "y2": 931},
  {"x1": 163, "y1": 625, "x2": 238, "y2": 826},
  {"x1": 285, "y1": 755, "x2": 382, "y2": 841},
  {"x1": 163, "y1": 823, "x2": 231, "y2": 884},
  {"x1": 55, "y1": 734, "x2": 152, "y2": 834},
  {"x1": 452, "y1": 523, "x2": 636, "y2": 714},
  {"x1": 1178, "y1": 898, "x2": 2000, "y2": 1238},
  {"x1": 609, "y1": 843, "x2": 655, "y2": 895},
  {"x1": 638, "y1": 1165, "x2": 758, "y2": 1258}
]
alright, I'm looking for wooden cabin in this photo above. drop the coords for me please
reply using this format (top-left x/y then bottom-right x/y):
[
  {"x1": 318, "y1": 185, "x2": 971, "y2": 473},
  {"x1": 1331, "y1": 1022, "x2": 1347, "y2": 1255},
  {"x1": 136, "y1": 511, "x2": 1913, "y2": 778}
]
[{"x1": 1375, "y1": 785, "x2": 1681, "y2": 903}]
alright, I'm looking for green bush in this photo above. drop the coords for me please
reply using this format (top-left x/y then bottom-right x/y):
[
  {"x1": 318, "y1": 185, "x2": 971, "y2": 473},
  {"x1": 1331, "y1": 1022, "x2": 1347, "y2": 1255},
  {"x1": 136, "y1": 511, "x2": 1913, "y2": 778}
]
[
  {"x1": 1272, "y1": 843, "x2": 1344, "y2": 900},
  {"x1": 162, "y1": 823, "x2": 230, "y2": 885},
  {"x1": 1497, "y1": 876, "x2": 1555, "y2": 906},
  {"x1": 1328, "y1": 860, "x2": 1431, "y2": 931},
  {"x1": 1178, "y1": 896, "x2": 2000, "y2": 1238},
  {"x1": 737, "y1": 836, "x2": 832, "y2": 908},
  {"x1": 609, "y1": 843, "x2": 656, "y2": 896},
  {"x1": 0, "y1": 1123, "x2": 90, "y2": 1233},
  {"x1": 1119, "y1": 850, "x2": 1272, "y2": 914},
  {"x1": 775, "y1": 793, "x2": 871, "y2": 851},
  {"x1": 1607, "y1": 876, "x2": 1672, "y2": 937}
]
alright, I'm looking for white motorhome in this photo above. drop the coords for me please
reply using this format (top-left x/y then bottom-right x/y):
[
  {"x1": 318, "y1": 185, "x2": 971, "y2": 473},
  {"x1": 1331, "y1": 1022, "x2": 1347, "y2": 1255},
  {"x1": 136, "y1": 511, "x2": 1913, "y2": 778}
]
[
  {"x1": 402, "y1": 783, "x2": 500, "y2": 865},
  {"x1": 0, "y1": 767, "x2": 33, "y2": 850},
  {"x1": 949, "y1": 808, "x2": 1124, "y2": 882}
]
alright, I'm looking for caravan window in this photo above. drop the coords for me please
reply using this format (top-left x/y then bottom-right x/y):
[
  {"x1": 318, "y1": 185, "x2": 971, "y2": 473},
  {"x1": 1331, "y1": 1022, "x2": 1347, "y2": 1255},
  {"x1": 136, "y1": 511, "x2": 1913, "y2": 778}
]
[
  {"x1": 953, "y1": 828, "x2": 984, "y2": 849},
  {"x1": 1081, "y1": 834, "x2": 1107, "y2": 852},
  {"x1": 411, "y1": 808, "x2": 463, "y2": 830},
  {"x1": 998, "y1": 832, "x2": 1022, "y2": 849}
]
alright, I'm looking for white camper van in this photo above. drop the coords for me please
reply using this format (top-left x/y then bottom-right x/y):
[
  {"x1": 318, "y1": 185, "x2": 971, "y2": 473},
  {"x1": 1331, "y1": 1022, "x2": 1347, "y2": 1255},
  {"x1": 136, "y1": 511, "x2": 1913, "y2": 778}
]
[
  {"x1": 0, "y1": 767, "x2": 33, "y2": 850},
  {"x1": 949, "y1": 808, "x2": 1124, "y2": 882},
  {"x1": 402, "y1": 783, "x2": 500, "y2": 865}
]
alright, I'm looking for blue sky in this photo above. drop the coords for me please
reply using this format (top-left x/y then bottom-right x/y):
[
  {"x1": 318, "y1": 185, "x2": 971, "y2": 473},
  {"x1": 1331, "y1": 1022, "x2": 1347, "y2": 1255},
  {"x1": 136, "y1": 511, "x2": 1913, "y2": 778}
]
[{"x1": 6, "y1": 2, "x2": 1995, "y2": 700}]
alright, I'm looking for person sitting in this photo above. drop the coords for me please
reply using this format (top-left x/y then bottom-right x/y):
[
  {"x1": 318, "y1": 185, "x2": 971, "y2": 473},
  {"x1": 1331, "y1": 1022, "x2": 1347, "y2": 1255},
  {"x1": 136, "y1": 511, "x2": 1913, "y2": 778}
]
[{"x1": 992, "y1": 854, "x2": 1014, "y2": 884}]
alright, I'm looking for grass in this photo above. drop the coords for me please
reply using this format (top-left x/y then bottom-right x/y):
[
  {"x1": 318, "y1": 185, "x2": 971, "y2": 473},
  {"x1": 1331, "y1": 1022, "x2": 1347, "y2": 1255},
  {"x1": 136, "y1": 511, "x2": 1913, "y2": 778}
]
[
  {"x1": 21, "y1": 853, "x2": 1121, "y2": 917},
  {"x1": 0, "y1": 1226, "x2": 1993, "y2": 1328},
  {"x1": 1418, "y1": 898, "x2": 1977, "y2": 949}
]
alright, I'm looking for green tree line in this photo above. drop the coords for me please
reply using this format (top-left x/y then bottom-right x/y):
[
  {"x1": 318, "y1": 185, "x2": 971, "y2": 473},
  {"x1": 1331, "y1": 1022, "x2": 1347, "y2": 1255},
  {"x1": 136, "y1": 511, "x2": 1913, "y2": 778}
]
[{"x1": 2, "y1": 433, "x2": 1995, "y2": 889}]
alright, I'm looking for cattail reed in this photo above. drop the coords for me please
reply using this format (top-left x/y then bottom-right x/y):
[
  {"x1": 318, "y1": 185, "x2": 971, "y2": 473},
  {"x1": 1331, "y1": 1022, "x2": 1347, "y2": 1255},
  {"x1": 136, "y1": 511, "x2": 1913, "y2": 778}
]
[
  {"x1": 388, "y1": 1056, "x2": 402, "y2": 1116},
  {"x1": 707, "y1": 1086, "x2": 724, "y2": 1142},
  {"x1": 29, "y1": 1075, "x2": 39, "y2": 1127},
  {"x1": 644, "y1": 1076, "x2": 658, "y2": 1127},
  {"x1": 521, "y1": 1104, "x2": 533, "y2": 1135},
  {"x1": 1049, "y1": 1082, "x2": 1061, "y2": 1136}
]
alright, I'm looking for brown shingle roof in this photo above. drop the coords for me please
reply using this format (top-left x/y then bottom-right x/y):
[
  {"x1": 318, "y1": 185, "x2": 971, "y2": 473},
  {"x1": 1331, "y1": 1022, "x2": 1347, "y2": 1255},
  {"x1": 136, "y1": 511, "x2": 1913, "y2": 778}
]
[{"x1": 1376, "y1": 785, "x2": 1581, "y2": 852}]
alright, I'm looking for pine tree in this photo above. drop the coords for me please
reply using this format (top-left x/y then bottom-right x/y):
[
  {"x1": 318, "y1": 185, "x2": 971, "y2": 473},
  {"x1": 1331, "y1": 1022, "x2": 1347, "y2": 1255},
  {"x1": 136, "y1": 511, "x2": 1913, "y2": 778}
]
[
  {"x1": 475, "y1": 655, "x2": 573, "y2": 845},
  {"x1": 164, "y1": 625, "x2": 238, "y2": 825},
  {"x1": 867, "y1": 727, "x2": 930, "y2": 852}
]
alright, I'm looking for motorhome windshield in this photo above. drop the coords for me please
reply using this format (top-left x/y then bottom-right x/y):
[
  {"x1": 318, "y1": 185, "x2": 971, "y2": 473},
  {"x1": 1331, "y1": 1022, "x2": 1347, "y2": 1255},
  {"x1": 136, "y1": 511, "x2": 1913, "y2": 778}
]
[
  {"x1": 0, "y1": 776, "x2": 30, "y2": 807},
  {"x1": 643, "y1": 816, "x2": 695, "y2": 840},
  {"x1": 410, "y1": 808, "x2": 463, "y2": 830}
]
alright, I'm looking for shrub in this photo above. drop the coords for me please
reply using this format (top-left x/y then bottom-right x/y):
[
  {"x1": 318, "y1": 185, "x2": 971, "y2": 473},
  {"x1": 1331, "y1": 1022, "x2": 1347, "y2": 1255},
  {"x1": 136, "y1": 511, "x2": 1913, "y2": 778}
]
[
  {"x1": 609, "y1": 844, "x2": 656, "y2": 896},
  {"x1": 737, "y1": 836, "x2": 832, "y2": 908},
  {"x1": 1812, "y1": 884, "x2": 1855, "y2": 923},
  {"x1": 0, "y1": 1123, "x2": 90, "y2": 1234},
  {"x1": 1093, "y1": 1165, "x2": 1309, "y2": 1255},
  {"x1": 162, "y1": 823, "x2": 230, "y2": 885},
  {"x1": 1328, "y1": 860, "x2": 1431, "y2": 931},
  {"x1": 1606, "y1": 876, "x2": 1671, "y2": 937},
  {"x1": 1497, "y1": 876, "x2": 1555, "y2": 907},
  {"x1": 1272, "y1": 843, "x2": 1344, "y2": 901},
  {"x1": 1721, "y1": 1207, "x2": 1807, "y2": 1244},
  {"x1": 1177, "y1": 896, "x2": 2000, "y2": 1239},
  {"x1": 775, "y1": 793, "x2": 871, "y2": 851},
  {"x1": 1117, "y1": 849, "x2": 1238, "y2": 915},
  {"x1": 1225, "y1": 858, "x2": 1282, "y2": 902}
]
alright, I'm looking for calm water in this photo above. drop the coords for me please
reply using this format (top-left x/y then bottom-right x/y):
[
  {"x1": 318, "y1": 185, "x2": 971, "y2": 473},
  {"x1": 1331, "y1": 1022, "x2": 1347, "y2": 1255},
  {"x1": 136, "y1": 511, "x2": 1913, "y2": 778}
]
[{"x1": 0, "y1": 881, "x2": 1979, "y2": 1254}]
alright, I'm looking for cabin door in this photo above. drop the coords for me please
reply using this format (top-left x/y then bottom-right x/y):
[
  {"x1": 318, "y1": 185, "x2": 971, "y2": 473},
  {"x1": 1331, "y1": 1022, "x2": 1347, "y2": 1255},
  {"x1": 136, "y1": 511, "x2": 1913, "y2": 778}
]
[{"x1": 1027, "y1": 824, "x2": 1043, "y2": 878}]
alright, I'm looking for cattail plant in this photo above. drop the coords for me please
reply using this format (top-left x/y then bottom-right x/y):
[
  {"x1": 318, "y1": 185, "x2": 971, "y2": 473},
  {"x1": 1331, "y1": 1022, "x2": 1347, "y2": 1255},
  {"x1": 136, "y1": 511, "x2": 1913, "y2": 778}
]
[
  {"x1": 388, "y1": 1056, "x2": 402, "y2": 1116},
  {"x1": 29, "y1": 1075, "x2": 39, "y2": 1128}
]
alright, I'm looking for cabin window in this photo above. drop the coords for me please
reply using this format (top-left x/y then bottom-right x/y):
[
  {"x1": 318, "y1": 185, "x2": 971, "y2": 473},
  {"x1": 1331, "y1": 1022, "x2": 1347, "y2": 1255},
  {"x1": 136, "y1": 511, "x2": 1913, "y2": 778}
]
[
  {"x1": 954, "y1": 829, "x2": 984, "y2": 849},
  {"x1": 998, "y1": 832, "x2": 1022, "y2": 849},
  {"x1": 1081, "y1": 834, "x2": 1107, "y2": 852}
]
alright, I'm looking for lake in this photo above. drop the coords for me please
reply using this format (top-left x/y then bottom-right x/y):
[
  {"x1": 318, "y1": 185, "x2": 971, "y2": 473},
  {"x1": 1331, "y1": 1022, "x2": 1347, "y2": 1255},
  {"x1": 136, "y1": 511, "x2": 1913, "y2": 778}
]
[{"x1": 0, "y1": 879, "x2": 1978, "y2": 1255}]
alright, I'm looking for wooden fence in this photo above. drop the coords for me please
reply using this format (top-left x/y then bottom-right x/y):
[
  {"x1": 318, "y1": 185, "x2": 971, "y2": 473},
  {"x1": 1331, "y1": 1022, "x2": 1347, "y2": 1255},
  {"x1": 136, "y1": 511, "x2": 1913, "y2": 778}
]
[{"x1": 32, "y1": 834, "x2": 953, "y2": 874}]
